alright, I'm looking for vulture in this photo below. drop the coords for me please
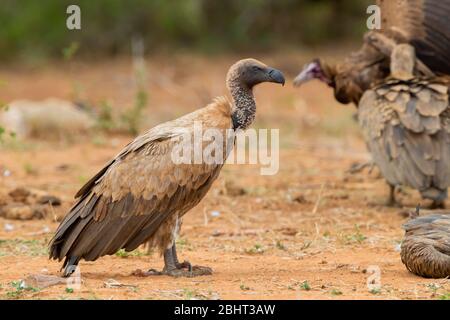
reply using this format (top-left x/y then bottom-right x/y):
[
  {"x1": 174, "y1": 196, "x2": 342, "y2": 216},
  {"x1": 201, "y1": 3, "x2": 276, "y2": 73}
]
[
  {"x1": 293, "y1": 0, "x2": 450, "y2": 105},
  {"x1": 401, "y1": 208, "x2": 450, "y2": 278},
  {"x1": 49, "y1": 59, "x2": 285, "y2": 277},
  {"x1": 358, "y1": 44, "x2": 450, "y2": 207}
]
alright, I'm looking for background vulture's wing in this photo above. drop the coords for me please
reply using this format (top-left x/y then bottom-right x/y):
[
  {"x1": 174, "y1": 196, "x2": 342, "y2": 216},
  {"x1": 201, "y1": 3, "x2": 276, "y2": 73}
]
[
  {"x1": 50, "y1": 101, "x2": 232, "y2": 263},
  {"x1": 401, "y1": 213, "x2": 450, "y2": 278},
  {"x1": 358, "y1": 78, "x2": 450, "y2": 191},
  {"x1": 377, "y1": 0, "x2": 450, "y2": 74}
]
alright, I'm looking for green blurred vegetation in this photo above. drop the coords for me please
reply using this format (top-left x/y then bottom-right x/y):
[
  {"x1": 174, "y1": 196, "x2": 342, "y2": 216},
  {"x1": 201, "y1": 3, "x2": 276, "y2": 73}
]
[{"x1": 0, "y1": 0, "x2": 371, "y2": 61}]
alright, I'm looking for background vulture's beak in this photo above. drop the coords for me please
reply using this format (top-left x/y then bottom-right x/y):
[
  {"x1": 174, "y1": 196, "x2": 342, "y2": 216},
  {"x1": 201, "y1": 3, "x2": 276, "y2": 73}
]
[{"x1": 293, "y1": 63, "x2": 315, "y2": 87}]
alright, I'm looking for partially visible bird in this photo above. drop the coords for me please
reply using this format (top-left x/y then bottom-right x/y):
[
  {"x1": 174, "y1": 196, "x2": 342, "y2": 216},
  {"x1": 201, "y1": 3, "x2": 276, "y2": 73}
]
[
  {"x1": 358, "y1": 44, "x2": 450, "y2": 207},
  {"x1": 401, "y1": 208, "x2": 450, "y2": 278},
  {"x1": 49, "y1": 59, "x2": 285, "y2": 277},
  {"x1": 293, "y1": 0, "x2": 450, "y2": 106}
]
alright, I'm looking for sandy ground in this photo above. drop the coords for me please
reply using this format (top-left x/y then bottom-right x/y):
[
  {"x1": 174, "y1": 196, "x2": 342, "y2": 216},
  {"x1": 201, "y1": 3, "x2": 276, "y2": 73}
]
[{"x1": 0, "y1": 53, "x2": 449, "y2": 300}]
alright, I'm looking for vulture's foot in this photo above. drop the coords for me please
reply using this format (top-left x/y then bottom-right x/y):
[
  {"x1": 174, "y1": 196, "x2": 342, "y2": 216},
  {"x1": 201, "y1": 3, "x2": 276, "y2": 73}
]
[
  {"x1": 386, "y1": 185, "x2": 402, "y2": 207},
  {"x1": 134, "y1": 244, "x2": 212, "y2": 277},
  {"x1": 385, "y1": 197, "x2": 402, "y2": 208},
  {"x1": 175, "y1": 260, "x2": 192, "y2": 270},
  {"x1": 429, "y1": 200, "x2": 446, "y2": 210},
  {"x1": 134, "y1": 264, "x2": 212, "y2": 277},
  {"x1": 163, "y1": 265, "x2": 213, "y2": 278}
]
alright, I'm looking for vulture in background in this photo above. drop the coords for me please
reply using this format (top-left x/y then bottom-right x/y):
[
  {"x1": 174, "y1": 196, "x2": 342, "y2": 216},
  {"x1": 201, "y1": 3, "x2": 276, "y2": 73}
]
[
  {"x1": 401, "y1": 208, "x2": 450, "y2": 278},
  {"x1": 49, "y1": 59, "x2": 285, "y2": 277},
  {"x1": 358, "y1": 44, "x2": 450, "y2": 207},
  {"x1": 293, "y1": 0, "x2": 450, "y2": 105}
]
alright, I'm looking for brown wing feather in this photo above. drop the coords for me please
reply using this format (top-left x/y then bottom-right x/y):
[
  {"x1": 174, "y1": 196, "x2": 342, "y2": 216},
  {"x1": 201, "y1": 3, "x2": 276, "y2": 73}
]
[
  {"x1": 50, "y1": 98, "x2": 233, "y2": 262},
  {"x1": 377, "y1": 0, "x2": 450, "y2": 74},
  {"x1": 359, "y1": 77, "x2": 450, "y2": 197}
]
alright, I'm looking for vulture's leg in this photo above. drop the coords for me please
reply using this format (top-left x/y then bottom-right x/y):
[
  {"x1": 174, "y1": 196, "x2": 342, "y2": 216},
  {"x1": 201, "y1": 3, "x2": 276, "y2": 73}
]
[
  {"x1": 421, "y1": 189, "x2": 447, "y2": 209},
  {"x1": 160, "y1": 244, "x2": 212, "y2": 277},
  {"x1": 141, "y1": 245, "x2": 212, "y2": 277},
  {"x1": 386, "y1": 184, "x2": 402, "y2": 207},
  {"x1": 140, "y1": 247, "x2": 179, "y2": 276},
  {"x1": 171, "y1": 244, "x2": 192, "y2": 270},
  {"x1": 429, "y1": 200, "x2": 446, "y2": 210}
]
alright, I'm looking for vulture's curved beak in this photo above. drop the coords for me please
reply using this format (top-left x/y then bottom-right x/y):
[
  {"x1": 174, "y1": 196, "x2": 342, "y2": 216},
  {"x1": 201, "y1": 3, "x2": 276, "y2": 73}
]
[
  {"x1": 268, "y1": 68, "x2": 285, "y2": 86},
  {"x1": 293, "y1": 63, "x2": 316, "y2": 87}
]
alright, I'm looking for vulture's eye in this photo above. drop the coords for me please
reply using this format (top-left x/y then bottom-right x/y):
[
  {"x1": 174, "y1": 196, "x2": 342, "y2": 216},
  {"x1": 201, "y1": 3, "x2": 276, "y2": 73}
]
[{"x1": 252, "y1": 66, "x2": 263, "y2": 72}]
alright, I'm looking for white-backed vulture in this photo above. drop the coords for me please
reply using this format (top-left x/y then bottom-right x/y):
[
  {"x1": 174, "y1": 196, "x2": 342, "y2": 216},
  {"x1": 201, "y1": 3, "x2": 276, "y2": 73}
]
[
  {"x1": 358, "y1": 44, "x2": 450, "y2": 207},
  {"x1": 49, "y1": 59, "x2": 285, "y2": 277},
  {"x1": 401, "y1": 208, "x2": 450, "y2": 278},
  {"x1": 293, "y1": 0, "x2": 450, "y2": 105}
]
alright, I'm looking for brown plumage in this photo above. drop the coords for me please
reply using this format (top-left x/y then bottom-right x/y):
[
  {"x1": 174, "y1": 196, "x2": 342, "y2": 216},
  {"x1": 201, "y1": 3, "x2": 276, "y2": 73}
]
[
  {"x1": 49, "y1": 59, "x2": 285, "y2": 277},
  {"x1": 401, "y1": 210, "x2": 450, "y2": 278},
  {"x1": 377, "y1": 0, "x2": 450, "y2": 75},
  {"x1": 294, "y1": 0, "x2": 450, "y2": 105},
  {"x1": 358, "y1": 44, "x2": 450, "y2": 207}
]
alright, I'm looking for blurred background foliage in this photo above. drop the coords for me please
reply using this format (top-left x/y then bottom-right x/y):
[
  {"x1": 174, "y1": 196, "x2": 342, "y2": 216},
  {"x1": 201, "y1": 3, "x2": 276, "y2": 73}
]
[{"x1": 0, "y1": 0, "x2": 371, "y2": 62}]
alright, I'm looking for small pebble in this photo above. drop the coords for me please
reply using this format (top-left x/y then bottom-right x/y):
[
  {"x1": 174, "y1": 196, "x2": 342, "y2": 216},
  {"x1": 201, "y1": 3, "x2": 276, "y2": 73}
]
[
  {"x1": 211, "y1": 210, "x2": 220, "y2": 217},
  {"x1": 4, "y1": 223, "x2": 14, "y2": 232}
]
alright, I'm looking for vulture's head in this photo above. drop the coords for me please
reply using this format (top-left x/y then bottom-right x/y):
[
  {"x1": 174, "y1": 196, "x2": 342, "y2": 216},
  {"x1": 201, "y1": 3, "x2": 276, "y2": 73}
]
[
  {"x1": 293, "y1": 57, "x2": 387, "y2": 105},
  {"x1": 293, "y1": 59, "x2": 351, "y2": 103},
  {"x1": 293, "y1": 59, "x2": 334, "y2": 87},
  {"x1": 227, "y1": 58, "x2": 285, "y2": 89}
]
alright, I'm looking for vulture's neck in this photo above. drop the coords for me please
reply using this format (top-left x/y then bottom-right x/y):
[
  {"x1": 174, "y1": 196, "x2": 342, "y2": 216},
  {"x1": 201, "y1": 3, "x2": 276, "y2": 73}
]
[
  {"x1": 228, "y1": 83, "x2": 256, "y2": 131},
  {"x1": 321, "y1": 61, "x2": 338, "y2": 86}
]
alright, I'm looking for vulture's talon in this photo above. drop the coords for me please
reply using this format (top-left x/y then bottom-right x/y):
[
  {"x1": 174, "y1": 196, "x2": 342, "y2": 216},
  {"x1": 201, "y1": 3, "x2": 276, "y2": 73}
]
[
  {"x1": 146, "y1": 268, "x2": 163, "y2": 276},
  {"x1": 131, "y1": 268, "x2": 163, "y2": 277},
  {"x1": 385, "y1": 199, "x2": 403, "y2": 208},
  {"x1": 162, "y1": 265, "x2": 212, "y2": 278},
  {"x1": 429, "y1": 201, "x2": 446, "y2": 210},
  {"x1": 176, "y1": 260, "x2": 192, "y2": 271}
]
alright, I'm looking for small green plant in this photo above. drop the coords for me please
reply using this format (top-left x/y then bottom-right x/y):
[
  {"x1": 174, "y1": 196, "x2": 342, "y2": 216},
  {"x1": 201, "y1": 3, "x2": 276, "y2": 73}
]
[
  {"x1": 369, "y1": 288, "x2": 381, "y2": 295},
  {"x1": 62, "y1": 41, "x2": 80, "y2": 61},
  {"x1": 65, "y1": 287, "x2": 74, "y2": 294},
  {"x1": 176, "y1": 238, "x2": 192, "y2": 251},
  {"x1": 300, "y1": 281, "x2": 311, "y2": 291},
  {"x1": 275, "y1": 240, "x2": 286, "y2": 251},
  {"x1": 0, "y1": 102, "x2": 12, "y2": 143},
  {"x1": 438, "y1": 293, "x2": 450, "y2": 300},
  {"x1": 183, "y1": 288, "x2": 200, "y2": 300},
  {"x1": 96, "y1": 100, "x2": 116, "y2": 131},
  {"x1": 23, "y1": 162, "x2": 39, "y2": 175},
  {"x1": 427, "y1": 283, "x2": 439, "y2": 294},
  {"x1": 330, "y1": 289, "x2": 343, "y2": 296},
  {"x1": 120, "y1": 88, "x2": 147, "y2": 135},
  {"x1": 240, "y1": 284, "x2": 250, "y2": 291},
  {"x1": 343, "y1": 225, "x2": 367, "y2": 244},
  {"x1": 0, "y1": 239, "x2": 48, "y2": 256},
  {"x1": 6, "y1": 281, "x2": 39, "y2": 299},
  {"x1": 115, "y1": 248, "x2": 146, "y2": 258},
  {"x1": 91, "y1": 134, "x2": 107, "y2": 146},
  {"x1": 78, "y1": 175, "x2": 88, "y2": 184},
  {"x1": 245, "y1": 243, "x2": 265, "y2": 255}
]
